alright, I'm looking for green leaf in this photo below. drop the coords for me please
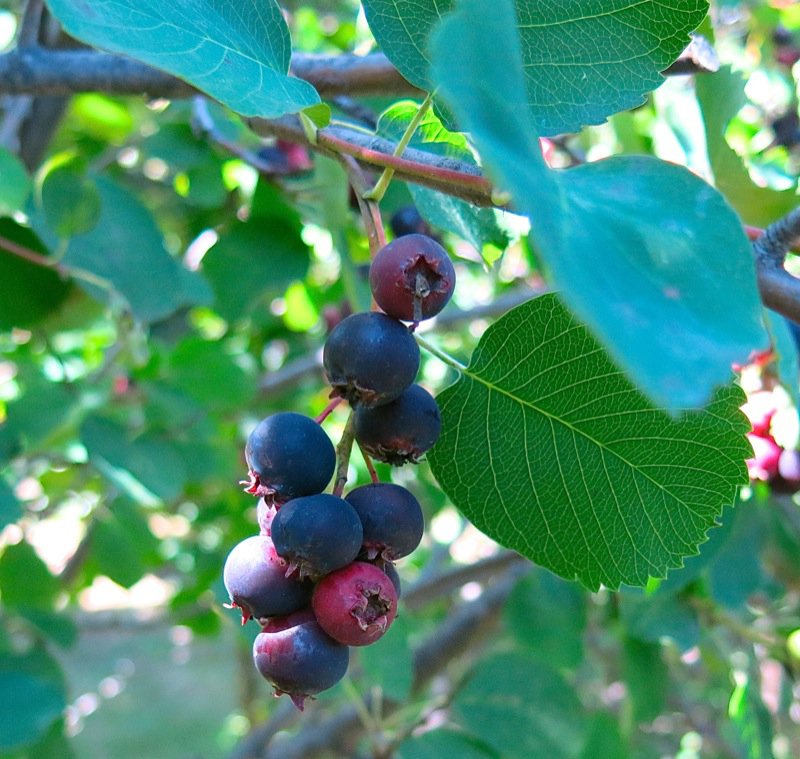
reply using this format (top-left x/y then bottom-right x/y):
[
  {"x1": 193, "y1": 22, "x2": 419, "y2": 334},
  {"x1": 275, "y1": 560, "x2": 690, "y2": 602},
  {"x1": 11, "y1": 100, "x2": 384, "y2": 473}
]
[
  {"x1": 60, "y1": 177, "x2": 210, "y2": 322},
  {"x1": 427, "y1": 294, "x2": 750, "y2": 590},
  {"x1": 90, "y1": 510, "x2": 148, "y2": 588},
  {"x1": 398, "y1": 729, "x2": 500, "y2": 759},
  {"x1": 453, "y1": 652, "x2": 586, "y2": 759},
  {"x1": 81, "y1": 417, "x2": 188, "y2": 503},
  {"x1": 203, "y1": 218, "x2": 310, "y2": 322},
  {"x1": 429, "y1": 0, "x2": 768, "y2": 411},
  {"x1": 619, "y1": 589, "x2": 700, "y2": 651},
  {"x1": 727, "y1": 678, "x2": 774, "y2": 759},
  {"x1": 364, "y1": 0, "x2": 706, "y2": 135},
  {"x1": 621, "y1": 637, "x2": 668, "y2": 723},
  {"x1": 0, "y1": 478, "x2": 21, "y2": 529},
  {"x1": 696, "y1": 66, "x2": 798, "y2": 227},
  {"x1": 505, "y1": 570, "x2": 586, "y2": 669},
  {"x1": 39, "y1": 163, "x2": 101, "y2": 238},
  {"x1": 578, "y1": 713, "x2": 628, "y2": 759},
  {"x1": 46, "y1": 0, "x2": 320, "y2": 119},
  {"x1": 164, "y1": 337, "x2": 255, "y2": 412},
  {"x1": 0, "y1": 541, "x2": 60, "y2": 610},
  {"x1": 377, "y1": 102, "x2": 507, "y2": 251},
  {"x1": 0, "y1": 651, "x2": 66, "y2": 752},
  {"x1": 0, "y1": 219, "x2": 72, "y2": 330},
  {"x1": 0, "y1": 148, "x2": 31, "y2": 216}
]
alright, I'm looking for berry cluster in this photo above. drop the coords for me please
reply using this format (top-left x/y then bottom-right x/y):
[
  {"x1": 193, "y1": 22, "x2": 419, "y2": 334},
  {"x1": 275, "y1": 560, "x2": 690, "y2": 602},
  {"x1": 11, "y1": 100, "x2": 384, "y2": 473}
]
[{"x1": 223, "y1": 233, "x2": 455, "y2": 709}]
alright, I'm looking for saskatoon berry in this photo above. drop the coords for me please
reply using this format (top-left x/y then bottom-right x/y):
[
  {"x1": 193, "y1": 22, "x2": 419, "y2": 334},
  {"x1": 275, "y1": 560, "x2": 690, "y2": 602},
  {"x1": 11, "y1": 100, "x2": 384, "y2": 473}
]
[
  {"x1": 390, "y1": 205, "x2": 429, "y2": 238},
  {"x1": 355, "y1": 383, "x2": 441, "y2": 465},
  {"x1": 345, "y1": 483, "x2": 424, "y2": 561},
  {"x1": 223, "y1": 535, "x2": 313, "y2": 624},
  {"x1": 312, "y1": 562, "x2": 398, "y2": 646},
  {"x1": 323, "y1": 312, "x2": 420, "y2": 407},
  {"x1": 256, "y1": 498, "x2": 276, "y2": 536},
  {"x1": 271, "y1": 493, "x2": 363, "y2": 578},
  {"x1": 254, "y1": 609, "x2": 350, "y2": 710},
  {"x1": 369, "y1": 234, "x2": 456, "y2": 322},
  {"x1": 244, "y1": 412, "x2": 335, "y2": 503}
]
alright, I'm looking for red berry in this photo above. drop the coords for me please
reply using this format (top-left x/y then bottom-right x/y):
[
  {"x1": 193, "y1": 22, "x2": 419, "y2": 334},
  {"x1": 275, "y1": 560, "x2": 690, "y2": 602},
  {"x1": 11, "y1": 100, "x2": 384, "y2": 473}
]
[
  {"x1": 369, "y1": 234, "x2": 456, "y2": 322},
  {"x1": 312, "y1": 562, "x2": 398, "y2": 646}
]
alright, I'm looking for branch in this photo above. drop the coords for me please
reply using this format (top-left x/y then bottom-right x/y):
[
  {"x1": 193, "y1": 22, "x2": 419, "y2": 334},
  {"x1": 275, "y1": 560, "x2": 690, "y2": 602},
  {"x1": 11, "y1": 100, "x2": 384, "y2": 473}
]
[
  {"x1": 750, "y1": 208, "x2": 800, "y2": 324},
  {"x1": 0, "y1": 48, "x2": 421, "y2": 98},
  {"x1": 248, "y1": 116, "x2": 494, "y2": 207}
]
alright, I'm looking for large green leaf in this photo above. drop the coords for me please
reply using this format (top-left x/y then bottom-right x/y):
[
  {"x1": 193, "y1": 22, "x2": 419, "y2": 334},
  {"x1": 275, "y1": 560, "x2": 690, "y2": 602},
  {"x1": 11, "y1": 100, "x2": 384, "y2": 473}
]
[
  {"x1": 398, "y1": 729, "x2": 500, "y2": 759},
  {"x1": 0, "y1": 148, "x2": 31, "y2": 216},
  {"x1": 429, "y1": 0, "x2": 768, "y2": 411},
  {"x1": 0, "y1": 219, "x2": 72, "y2": 330},
  {"x1": 0, "y1": 479, "x2": 21, "y2": 530},
  {"x1": 427, "y1": 294, "x2": 750, "y2": 590},
  {"x1": 46, "y1": 0, "x2": 321, "y2": 119},
  {"x1": 453, "y1": 652, "x2": 586, "y2": 759},
  {"x1": 60, "y1": 177, "x2": 211, "y2": 322},
  {"x1": 364, "y1": 0, "x2": 706, "y2": 135}
]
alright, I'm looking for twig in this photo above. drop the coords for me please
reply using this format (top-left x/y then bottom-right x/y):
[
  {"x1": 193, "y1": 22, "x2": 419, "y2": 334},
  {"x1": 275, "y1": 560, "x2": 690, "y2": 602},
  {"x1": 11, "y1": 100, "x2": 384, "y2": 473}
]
[
  {"x1": 17, "y1": 0, "x2": 45, "y2": 47},
  {"x1": 0, "y1": 233, "x2": 62, "y2": 271},
  {"x1": 750, "y1": 208, "x2": 800, "y2": 323},
  {"x1": 332, "y1": 412, "x2": 356, "y2": 497}
]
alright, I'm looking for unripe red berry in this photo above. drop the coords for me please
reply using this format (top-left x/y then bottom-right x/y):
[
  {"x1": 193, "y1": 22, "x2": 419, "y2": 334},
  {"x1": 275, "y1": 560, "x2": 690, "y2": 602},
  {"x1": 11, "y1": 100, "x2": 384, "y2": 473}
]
[
  {"x1": 312, "y1": 562, "x2": 398, "y2": 646},
  {"x1": 369, "y1": 234, "x2": 455, "y2": 322}
]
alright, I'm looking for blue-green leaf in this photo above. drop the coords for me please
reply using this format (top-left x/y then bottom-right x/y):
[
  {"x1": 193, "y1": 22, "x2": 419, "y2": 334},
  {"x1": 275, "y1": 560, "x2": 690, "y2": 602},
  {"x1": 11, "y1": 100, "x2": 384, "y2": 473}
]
[{"x1": 46, "y1": 0, "x2": 321, "y2": 119}]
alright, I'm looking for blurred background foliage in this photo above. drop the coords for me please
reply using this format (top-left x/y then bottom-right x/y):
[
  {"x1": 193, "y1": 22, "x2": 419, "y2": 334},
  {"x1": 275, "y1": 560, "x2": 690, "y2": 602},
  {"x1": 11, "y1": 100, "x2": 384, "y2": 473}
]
[{"x1": 1, "y1": 1, "x2": 800, "y2": 758}]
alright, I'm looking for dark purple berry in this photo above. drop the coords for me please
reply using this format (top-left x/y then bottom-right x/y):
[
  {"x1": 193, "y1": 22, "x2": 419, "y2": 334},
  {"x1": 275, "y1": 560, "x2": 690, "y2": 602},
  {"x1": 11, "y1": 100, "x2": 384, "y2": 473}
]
[
  {"x1": 345, "y1": 483, "x2": 424, "y2": 561},
  {"x1": 355, "y1": 383, "x2": 441, "y2": 464},
  {"x1": 372, "y1": 558, "x2": 402, "y2": 599},
  {"x1": 390, "y1": 206, "x2": 429, "y2": 238},
  {"x1": 271, "y1": 493, "x2": 363, "y2": 578},
  {"x1": 312, "y1": 562, "x2": 398, "y2": 646},
  {"x1": 369, "y1": 234, "x2": 455, "y2": 322},
  {"x1": 223, "y1": 535, "x2": 313, "y2": 624},
  {"x1": 243, "y1": 412, "x2": 335, "y2": 504},
  {"x1": 323, "y1": 312, "x2": 419, "y2": 407},
  {"x1": 254, "y1": 609, "x2": 349, "y2": 710}
]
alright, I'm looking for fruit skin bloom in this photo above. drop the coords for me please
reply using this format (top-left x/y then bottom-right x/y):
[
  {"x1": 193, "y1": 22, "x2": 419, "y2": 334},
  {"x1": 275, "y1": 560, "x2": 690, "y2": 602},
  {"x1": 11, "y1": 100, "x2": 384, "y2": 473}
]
[
  {"x1": 253, "y1": 611, "x2": 350, "y2": 711},
  {"x1": 323, "y1": 312, "x2": 420, "y2": 407}
]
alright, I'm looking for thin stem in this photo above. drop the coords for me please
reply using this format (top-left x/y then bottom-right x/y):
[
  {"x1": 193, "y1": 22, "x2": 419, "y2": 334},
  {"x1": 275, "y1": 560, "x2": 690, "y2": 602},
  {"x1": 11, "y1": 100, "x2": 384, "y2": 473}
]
[
  {"x1": 364, "y1": 92, "x2": 433, "y2": 202},
  {"x1": 359, "y1": 445, "x2": 380, "y2": 484},
  {"x1": 332, "y1": 411, "x2": 356, "y2": 498},
  {"x1": 315, "y1": 396, "x2": 343, "y2": 425},
  {"x1": 337, "y1": 153, "x2": 386, "y2": 257},
  {"x1": 0, "y1": 233, "x2": 60, "y2": 270},
  {"x1": 414, "y1": 333, "x2": 467, "y2": 373}
]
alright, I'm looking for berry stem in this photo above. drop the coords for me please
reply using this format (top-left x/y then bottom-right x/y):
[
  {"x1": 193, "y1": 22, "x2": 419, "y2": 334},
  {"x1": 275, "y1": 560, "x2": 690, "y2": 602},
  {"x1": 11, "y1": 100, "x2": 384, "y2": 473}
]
[
  {"x1": 332, "y1": 411, "x2": 356, "y2": 497},
  {"x1": 414, "y1": 333, "x2": 467, "y2": 373},
  {"x1": 337, "y1": 152, "x2": 386, "y2": 257},
  {"x1": 359, "y1": 444, "x2": 381, "y2": 484},
  {"x1": 363, "y1": 92, "x2": 434, "y2": 203},
  {"x1": 315, "y1": 396, "x2": 343, "y2": 424}
]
